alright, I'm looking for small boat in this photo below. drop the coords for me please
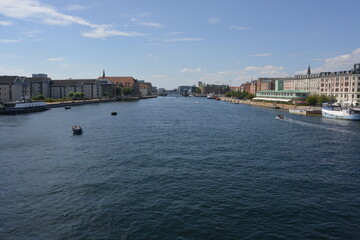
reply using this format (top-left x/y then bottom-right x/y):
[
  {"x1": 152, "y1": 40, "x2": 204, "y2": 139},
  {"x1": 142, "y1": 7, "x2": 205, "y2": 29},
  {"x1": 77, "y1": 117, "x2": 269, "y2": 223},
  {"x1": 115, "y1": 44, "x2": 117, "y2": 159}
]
[
  {"x1": 111, "y1": 111, "x2": 117, "y2": 115},
  {"x1": 276, "y1": 115, "x2": 285, "y2": 120},
  {"x1": 271, "y1": 104, "x2": 280, "y2": 109},
  {"x1": 65, "y1": 106, "x2": 71, "y2": 110},
  {"x1": 72, "y1": 125, "x2": 83, "y2": 135}
]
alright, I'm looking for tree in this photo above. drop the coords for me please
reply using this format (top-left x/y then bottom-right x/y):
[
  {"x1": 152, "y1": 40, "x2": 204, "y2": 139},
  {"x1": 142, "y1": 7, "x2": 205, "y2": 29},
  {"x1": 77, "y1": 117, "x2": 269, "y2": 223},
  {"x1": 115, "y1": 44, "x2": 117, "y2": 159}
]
[
  {"x1": 74, "y1": 92, "x2": 81, "y2": 99},
  {"x1": 122, "y1": 87, "x2": 131, "y2": 96},
  {"x1": 306, "y1": 94, "x2": 318, "y2": 106},
  {"x1": 195, "y1": 87, "x2": 202, "y2": 94},
  {"x1": 31, "y1": 94, "x2": 45, "y2": 101},
  {"x1": 68, "y1": 92, "x2": 74, "y2": 98},
  {"x1": 80, "y1": 92, "x2": 85, "y2": 99}
]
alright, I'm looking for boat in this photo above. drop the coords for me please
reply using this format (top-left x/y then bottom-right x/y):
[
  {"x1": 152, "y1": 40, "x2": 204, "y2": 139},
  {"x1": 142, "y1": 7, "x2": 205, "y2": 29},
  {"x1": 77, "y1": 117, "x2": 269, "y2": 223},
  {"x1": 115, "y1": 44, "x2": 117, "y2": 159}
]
[
  {"x1": 111, "y1": 111, "x2": 117, "y2": 116},
  {"x1": 72, "y1": 125, "x2": 83, "y2": 135},
  {"x1": 322, "y1": 103, "x2": 360, "y2": 120},
  {"x1": 271, "y1": 104, "x2": 280, "y2": 109},
  {"x1": 276, "y1": 115, "x2": 285, "y2": 120},
  {"x1": 65, "y1": 106, "x2": 71, "y2": 110},
  {"x1": 0, "y1": 100, "x2": 49, "y2": 115},
  {"x1": 207, "y1": 93, "x2": 216, "y2": 99}
]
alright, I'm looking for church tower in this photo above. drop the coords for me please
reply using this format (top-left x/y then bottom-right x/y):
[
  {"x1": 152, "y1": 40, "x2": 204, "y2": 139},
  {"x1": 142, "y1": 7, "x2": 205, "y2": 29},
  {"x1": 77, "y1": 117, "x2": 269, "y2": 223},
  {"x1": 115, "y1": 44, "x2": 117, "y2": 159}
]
[
  {"x1": 307, "y1": 65, "x2": 311, "y2": 75},
  {"x1": 102, "y1": 69, "x2": 105, "y2": 78}
]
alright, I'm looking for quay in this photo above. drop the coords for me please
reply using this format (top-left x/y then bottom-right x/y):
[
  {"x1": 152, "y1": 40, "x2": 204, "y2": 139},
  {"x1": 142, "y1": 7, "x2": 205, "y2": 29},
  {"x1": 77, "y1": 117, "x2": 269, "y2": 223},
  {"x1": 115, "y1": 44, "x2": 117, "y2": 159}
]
[
  {"x1": 220, "y1": 97, "x2": 322, "y2": 115},
  {"x1": 46, "y1": 96, "x2": 156, "y2": 108}
]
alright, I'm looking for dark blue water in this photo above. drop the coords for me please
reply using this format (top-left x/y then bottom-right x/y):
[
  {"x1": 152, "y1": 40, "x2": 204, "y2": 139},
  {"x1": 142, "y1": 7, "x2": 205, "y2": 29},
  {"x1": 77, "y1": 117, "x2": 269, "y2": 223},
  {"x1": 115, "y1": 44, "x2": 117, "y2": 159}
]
[{"x1": 1, "y1": 97, "x2": 360, "y2": 239}]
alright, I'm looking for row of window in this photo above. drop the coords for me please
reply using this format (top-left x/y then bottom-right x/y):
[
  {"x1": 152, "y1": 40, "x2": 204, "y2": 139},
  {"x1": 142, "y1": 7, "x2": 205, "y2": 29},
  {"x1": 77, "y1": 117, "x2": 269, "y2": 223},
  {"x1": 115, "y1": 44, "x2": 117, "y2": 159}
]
[{"x1": 260, "y1": 92, "x2": 307, "y2": 97}]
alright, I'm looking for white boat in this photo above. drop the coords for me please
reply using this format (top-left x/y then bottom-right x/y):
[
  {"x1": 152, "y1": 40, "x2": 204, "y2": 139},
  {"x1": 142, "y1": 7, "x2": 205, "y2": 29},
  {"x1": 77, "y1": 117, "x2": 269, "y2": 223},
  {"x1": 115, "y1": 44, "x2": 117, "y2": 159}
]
[
  {"x1": 207, "y1": 93, "x2": 216, "y2": 99},
  {"x1": 322, "y1": 103, "x2": 360, "y2": 120},
  {"x1": 0, "y1": 100, "x2": 49, "y2": 115}
]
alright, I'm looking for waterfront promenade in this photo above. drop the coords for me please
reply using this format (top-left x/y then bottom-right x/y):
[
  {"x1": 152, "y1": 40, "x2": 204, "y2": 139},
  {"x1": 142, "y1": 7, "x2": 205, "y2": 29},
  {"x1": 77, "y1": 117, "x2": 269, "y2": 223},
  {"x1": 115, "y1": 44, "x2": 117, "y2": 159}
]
[
  {"x1": 46, "y1": 95, "x2": 156, "y2": 108},
  {"x1": 220, "y1": 97, "x2": 321, "y2": 111}
]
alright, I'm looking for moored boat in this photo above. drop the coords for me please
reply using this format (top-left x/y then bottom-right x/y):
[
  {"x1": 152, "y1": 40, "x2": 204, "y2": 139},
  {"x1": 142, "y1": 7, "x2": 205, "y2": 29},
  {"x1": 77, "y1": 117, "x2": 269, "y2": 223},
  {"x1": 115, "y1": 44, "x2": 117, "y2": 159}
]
[
  {"x1": 0, "y1": 100, "x2": 49, "y2": 115},
  {"x1": 207, "y1": 93, "x2": 216, "y2": 99},
  {"x1": 322, "y1": 103, "x2": 360, "y2": 120}
]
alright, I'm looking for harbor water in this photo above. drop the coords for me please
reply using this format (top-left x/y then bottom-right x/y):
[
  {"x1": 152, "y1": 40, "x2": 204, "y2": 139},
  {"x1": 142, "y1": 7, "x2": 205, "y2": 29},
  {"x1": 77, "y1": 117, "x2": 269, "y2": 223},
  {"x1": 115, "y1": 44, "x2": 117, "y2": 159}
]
[{"x1": 1, "y1": 97, "x2": 360, "y2": 239}]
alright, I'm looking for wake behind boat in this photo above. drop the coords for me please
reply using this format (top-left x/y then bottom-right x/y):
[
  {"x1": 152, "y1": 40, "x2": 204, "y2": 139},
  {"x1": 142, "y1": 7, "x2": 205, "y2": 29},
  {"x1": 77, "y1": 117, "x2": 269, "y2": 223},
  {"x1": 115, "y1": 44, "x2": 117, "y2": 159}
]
[
  {"x1": 322, "y1": 103, "x2": 360, "y2": 120},
  {"x1": 276, "y1": 115, "x2": 285, "y2": 120}
]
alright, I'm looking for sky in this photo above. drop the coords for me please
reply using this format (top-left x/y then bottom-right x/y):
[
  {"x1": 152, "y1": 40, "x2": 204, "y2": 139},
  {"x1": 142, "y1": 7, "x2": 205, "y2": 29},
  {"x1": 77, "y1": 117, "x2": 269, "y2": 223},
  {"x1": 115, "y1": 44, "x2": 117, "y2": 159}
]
[{"x1": 1, "y1": 0, "x2": 360, "y2": 89}]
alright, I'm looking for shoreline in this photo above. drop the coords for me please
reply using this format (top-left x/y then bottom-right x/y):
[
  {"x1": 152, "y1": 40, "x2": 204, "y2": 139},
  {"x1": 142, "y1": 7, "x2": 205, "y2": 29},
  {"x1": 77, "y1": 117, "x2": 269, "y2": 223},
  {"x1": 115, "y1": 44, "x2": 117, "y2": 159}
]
[
  {"x1": 220, "y1": 97, "x2": 322, "y2": 111},
  {"x1": 46, "y1": 95, "x2": 157, "y2": 108}
]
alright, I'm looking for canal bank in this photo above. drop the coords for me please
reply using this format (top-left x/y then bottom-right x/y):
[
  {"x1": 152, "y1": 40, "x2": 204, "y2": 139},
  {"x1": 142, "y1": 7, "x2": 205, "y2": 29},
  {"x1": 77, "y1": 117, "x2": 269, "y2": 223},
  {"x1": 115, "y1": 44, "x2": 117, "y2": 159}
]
[
  {"x1": 46, "y1": 96, "x2": 157, "y2": 108},
  {"x1": 221, "y1": 97, "x2": 321, "y2": 110}
]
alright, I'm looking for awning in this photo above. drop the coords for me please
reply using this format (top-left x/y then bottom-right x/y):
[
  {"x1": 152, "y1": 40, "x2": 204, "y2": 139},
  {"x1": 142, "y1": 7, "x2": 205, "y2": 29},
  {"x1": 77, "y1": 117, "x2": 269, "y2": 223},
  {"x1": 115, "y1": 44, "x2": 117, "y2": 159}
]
[{"x1": 253, "y1": 97, "x2": 292, "y2": 102}]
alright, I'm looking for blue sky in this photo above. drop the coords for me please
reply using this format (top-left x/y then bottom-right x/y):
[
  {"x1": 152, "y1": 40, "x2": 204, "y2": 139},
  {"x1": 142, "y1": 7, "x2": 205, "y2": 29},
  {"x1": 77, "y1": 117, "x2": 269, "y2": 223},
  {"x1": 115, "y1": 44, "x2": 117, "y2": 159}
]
[{"x1": 1, "y1": 0, "x2": 360, "y2": 89}]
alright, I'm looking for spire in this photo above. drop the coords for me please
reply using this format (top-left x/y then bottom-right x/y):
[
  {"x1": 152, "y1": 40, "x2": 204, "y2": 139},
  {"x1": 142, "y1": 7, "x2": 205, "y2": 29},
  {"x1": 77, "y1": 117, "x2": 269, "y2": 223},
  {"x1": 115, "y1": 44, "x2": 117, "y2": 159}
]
[
  {"x1": 307, "y1": 65, "x2": 311, "y2": 75},
  {"x1": 102, "y1": 69, "x2": 105, "y2": 78}
]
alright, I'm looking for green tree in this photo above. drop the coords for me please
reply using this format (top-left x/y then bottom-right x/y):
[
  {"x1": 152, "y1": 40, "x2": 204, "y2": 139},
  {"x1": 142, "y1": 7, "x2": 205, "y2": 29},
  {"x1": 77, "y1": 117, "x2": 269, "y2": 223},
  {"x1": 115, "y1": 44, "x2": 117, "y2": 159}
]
[
  {"x1": 306, "y1": 94, "x2": 318, "y2": 106},
  {"x1": 68, "y1": 92, "x2": 74, "y2": 98},
  {"x1": 195, "y1": 87, "x2": 202, "y2": 94},
  {"x1": 122, "y1": 87, "x2": 131, "y2": 96},
  {"x1": 74, "y1": 92, "x2": 81, "y2": 99},
  {"x1": 115, "y1": 87, "x2": 122, "y2": 96},
  {"x1": 80, "y1": 92, "x2": 85, "y2": 99}
]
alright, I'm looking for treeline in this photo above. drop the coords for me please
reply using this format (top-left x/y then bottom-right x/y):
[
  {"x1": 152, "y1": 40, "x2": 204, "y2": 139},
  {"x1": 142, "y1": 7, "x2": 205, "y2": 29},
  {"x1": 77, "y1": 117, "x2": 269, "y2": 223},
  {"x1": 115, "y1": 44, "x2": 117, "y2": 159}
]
[
  {"x1": 306, "y1": 94, "x2": 337, "y2": 106},
  {"x1": 225, "y1": 91, "x2": 255, "y2": 99}
]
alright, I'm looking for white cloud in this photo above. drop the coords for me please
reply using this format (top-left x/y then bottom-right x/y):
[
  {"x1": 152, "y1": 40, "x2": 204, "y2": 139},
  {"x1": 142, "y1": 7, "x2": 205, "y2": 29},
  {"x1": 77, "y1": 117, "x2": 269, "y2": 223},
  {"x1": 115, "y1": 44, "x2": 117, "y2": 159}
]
[
  {"x1": 164, "y1": 38, "x2": 203, "y2": 42},
  {"x1": 144, "y1": 54, "x2": 158, "y2": 59},
  {"x1": 252, "y1": 53, "x2": 272, "y2": 57},
  {"x1": 66, "y1": 4, "x2": 88, "y2": 11},
  {"x1": 23, "y1": 29, "x2": 41, "y2": 37},
  {"x1": 320, "y1": 48, "x2": 360, "y2": 70},
  {"x1": 0, "y1": 20, "x2": 11, "y2": 26},
  {"x1": 0, "y1": 39, "x2": 21, "y2": 43},
  {"x1": 47, "y1": 57, "x2": 63, "y2": 61},
  {"x1": 82, "y1": 27, "x2": 143, "y2": 39},
  {"x1": 131, "y1": 18, "x2": 162, "y2": 28},
  {"x1": 0, "y1": 65, "x2": 25, "y2": 75},
  {"x1": 208, "y1": 18, "x2": 221, "y2": 24},
  {"x1": 244, "y1": 65, "x2": 287, "y2": 76},
  {"x1": 295, "y1": 48, "x2": 360, "y2": 75},
  {"x1": 152, "y1": 74, "x2": 167, "y2": 79},
  {"x1": 229, "y1": 25, "x2": 251, "y2": 31},
  {"x1": 180, "y1": 68, "x2": 202, "y2": 73},
  {"x1": 167, "y1": 31, "x2": 183, "y2": 35},
  {"x1": 0, "y1": 0, "x2": 143, "y2": 39}
]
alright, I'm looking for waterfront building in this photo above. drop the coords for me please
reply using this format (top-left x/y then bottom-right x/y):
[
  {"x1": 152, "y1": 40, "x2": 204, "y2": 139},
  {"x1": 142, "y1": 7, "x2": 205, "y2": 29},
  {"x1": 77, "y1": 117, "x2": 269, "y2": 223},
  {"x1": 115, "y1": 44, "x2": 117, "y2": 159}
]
[
  {"x1": 0, "y1": 76, "x2": 26, "y2": 102},
  {"x1": 200, "y1": 84, "x2": 230, "y2": 94},
  {"x1": 99, "y1": 75, "x2": 141, "y2": 96},
  {"x1": 280, "y1": 64, "x2": 360, "y2": 105},
  {"x1": 254, "y1": 80, "x2": 310, "y2": 103},
  {"x1": 51, "y1": 79, "x2": 115, "y2": 99},
  {"x1": 26, "y1": 75, "x2": 52, "y2": 98},
  {"x1": 229, "y1": 86, "x2": 241, "y2": 92},
  {"x1": 138, "y1": 81, "x2": 153, "y2": 96}
]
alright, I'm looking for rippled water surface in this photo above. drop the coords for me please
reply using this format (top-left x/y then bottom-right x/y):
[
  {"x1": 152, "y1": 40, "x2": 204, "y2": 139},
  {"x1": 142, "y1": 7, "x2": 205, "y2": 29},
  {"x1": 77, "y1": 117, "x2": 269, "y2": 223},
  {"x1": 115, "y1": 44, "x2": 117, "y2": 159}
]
[{"x1": 1, "y1": 97, "x2": 360, "y2": 239}]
